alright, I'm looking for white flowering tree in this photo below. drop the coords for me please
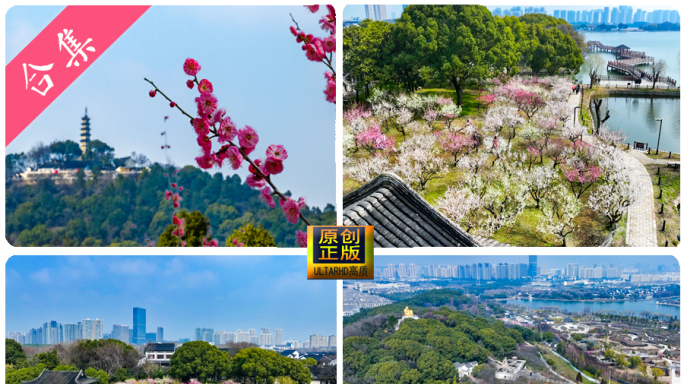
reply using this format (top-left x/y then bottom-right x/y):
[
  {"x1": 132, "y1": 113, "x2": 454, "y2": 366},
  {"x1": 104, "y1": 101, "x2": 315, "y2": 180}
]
[
  {"x1": 539, "y1": 184, "x2": 582, "y2": 246},
  {"x1": 346, "y1": 156, "x2": 389, "y2": 183},
  {"x1": 435, "y1": 187, "x2": 481, "y2": 226},
  {"x1": 394, "y1": 134, "x2": 448, "y2": 190},
  {"x1": 525, "y1": 164, "x2": 557, "y2": 208}
]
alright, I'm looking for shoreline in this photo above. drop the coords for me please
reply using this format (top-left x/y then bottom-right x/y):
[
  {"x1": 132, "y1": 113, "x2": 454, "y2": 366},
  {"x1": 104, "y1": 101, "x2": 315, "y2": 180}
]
[{"x1": 503, "y1": 296, "x2": 679, "y2": 304}]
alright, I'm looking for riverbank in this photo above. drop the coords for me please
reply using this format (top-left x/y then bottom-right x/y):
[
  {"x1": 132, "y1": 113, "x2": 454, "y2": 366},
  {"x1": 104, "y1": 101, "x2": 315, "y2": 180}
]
[{"x1": 504, "y1": 296, "x2": 679, "y2": 304}]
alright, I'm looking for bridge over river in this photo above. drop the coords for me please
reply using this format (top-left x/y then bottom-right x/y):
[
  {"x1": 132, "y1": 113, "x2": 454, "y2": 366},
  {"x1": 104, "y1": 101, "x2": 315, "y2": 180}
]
[{"x1": 586, "y1": 40, "x2": 677, "y2": 87}]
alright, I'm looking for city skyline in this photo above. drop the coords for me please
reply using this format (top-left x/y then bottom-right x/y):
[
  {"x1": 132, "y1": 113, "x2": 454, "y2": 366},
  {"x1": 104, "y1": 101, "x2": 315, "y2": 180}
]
[
  {"x1": 344, "y1": 4, "x2": 679, "y2": 22},
  {"x1": 372, "y1": 255, "x2": 678, "y2": 271},
  {"x1": 5, "y1": 256, "x2": 336, "y2": 341},
  {"x1": 5, "y1": 6, "x2": 335, "y2": 209}
]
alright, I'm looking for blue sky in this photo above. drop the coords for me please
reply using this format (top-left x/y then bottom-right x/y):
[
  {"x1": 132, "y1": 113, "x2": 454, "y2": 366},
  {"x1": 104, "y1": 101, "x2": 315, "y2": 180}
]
[
  {"x1": 6, "y1": 6, "x2": 335, "y2": 209},
  {"x1": 5, "y1": 256, "x2": 336, "y2": 341},
  {"x1": 343, "y1": 5, "x2": 677, "y2": 20},
  {"x1": 374, "y1": 255, "x2": 678, "y2": 271}
]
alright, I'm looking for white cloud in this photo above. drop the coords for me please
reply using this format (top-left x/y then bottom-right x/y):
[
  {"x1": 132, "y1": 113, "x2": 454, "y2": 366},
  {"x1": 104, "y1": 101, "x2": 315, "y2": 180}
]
[
  {"x1": 30, "y1": 268, "x2": 51, "y2": 284},
  {"x1": 108, "y1": 259, "x2": 158, "y2": 275}
]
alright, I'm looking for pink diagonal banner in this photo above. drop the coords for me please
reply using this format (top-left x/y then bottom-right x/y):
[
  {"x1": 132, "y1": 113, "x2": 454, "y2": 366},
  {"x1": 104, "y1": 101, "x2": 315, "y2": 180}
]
[{"x1": 6, "y1": 5, "x2": 150, "y2": 146}]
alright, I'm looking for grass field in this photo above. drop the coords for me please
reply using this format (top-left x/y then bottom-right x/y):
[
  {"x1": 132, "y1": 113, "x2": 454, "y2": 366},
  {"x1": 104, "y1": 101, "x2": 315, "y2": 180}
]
[
  {"x1": 539, "y1": 347, "x2": 594, "y2": 384},
  {"x1": 647, "y1": 163, "x2": 681, "y2": 247}
]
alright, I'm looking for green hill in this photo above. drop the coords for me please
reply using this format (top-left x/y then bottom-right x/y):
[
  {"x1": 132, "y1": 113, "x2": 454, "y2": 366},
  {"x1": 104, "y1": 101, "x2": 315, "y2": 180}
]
[{"x1": 6, "y1": 163, "x2": 335, "y2": 247}]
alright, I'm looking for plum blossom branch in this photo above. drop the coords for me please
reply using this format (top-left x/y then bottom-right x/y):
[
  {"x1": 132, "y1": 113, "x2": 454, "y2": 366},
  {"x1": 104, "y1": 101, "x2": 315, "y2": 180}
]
[{"x1": 146, "y1": 58, "x2": 312, "y2": 240}]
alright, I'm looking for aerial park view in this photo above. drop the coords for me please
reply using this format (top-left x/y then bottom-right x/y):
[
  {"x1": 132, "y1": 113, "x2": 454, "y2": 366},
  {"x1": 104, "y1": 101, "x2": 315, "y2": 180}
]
[{"x1": 342, "y1": 4, "x2": 680, "y2": 247}]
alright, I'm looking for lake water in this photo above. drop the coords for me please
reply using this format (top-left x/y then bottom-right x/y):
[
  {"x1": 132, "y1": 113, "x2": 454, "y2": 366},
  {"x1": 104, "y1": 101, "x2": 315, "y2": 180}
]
[
  {"x1": 507, "y1": 298, "x2": 680, "y2": 318},
  {"x1": 591, "y1": 96, "x2": 680, "y2": 153},
  {"x1": 577, "y1": 31, "x2": 681, "y2": 85}
]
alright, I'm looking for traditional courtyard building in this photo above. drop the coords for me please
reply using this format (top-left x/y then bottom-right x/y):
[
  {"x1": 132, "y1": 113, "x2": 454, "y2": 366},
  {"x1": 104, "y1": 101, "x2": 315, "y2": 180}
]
[{"x1": 22, "y1": 370, "x2": 99, "y2": 384}]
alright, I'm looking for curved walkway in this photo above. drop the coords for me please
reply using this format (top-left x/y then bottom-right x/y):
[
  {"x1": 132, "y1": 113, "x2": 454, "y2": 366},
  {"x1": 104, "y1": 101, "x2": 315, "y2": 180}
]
[{"x1": 566, "y1": 92, "x2": 657, "y2": 247}]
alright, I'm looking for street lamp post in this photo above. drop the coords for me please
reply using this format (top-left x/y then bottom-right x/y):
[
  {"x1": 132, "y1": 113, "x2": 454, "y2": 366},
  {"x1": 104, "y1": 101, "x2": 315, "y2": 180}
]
[
  {"x1": 573, "y1": 106, "x2": 580, "y2": 126},
  {"x1": 655, "y1": 118, "x2": 663, "y2": 155}
]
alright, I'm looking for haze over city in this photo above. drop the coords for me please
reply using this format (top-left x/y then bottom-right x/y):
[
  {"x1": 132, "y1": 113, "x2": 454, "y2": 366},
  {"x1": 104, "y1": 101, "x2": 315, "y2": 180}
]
[{"x1": 5, "y1": 256, "x2": 336, "y2": 342}]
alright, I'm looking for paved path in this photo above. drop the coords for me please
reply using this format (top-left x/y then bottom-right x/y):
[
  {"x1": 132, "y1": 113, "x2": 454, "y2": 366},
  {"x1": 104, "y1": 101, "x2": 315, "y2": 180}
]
[
  {"x1": 567, "y1": 92, "x2": 658, "y2": 247},
  {"x1": 627, "y1": 149, "x2": 681, "y2": 166}
]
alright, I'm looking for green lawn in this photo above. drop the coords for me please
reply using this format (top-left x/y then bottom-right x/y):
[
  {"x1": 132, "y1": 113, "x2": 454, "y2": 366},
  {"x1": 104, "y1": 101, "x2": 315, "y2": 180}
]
[
  {"x1": 415, "y1": 87, "x2": 487, "y2": 118},
  {"x1": 540, "y1": 347, "x2": 594, "y2": 384},
  {"x1": 647, "y1": 164, "x2": 681, "y2": 246}
]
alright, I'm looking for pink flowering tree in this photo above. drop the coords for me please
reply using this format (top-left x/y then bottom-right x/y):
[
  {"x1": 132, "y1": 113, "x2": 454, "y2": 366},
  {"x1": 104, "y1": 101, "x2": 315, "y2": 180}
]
[
  {"x1": 561, "y1": 156, "x2": 602, "y2": 199},
  {"x1": 512, "y1": 89, "x2": 546, "y2": 120},
  {"x1": 355, "y1": 124, "x2": 395, "y2": 156},
  {"x1": 146, "y1": 58, "x2": 310, "y2": 247},
  {"x1": 423, "y1": 108, "x2": 439, "y2": 130},
  {"x1": 290, "y1": 5, "x2": 336, "y2": 104},
  {"x1": 437, "y1": 131, "x2": 475, "y2": 166},
  {"x1": 476, "y1": 94, "x2": 495, "y2": 109}
]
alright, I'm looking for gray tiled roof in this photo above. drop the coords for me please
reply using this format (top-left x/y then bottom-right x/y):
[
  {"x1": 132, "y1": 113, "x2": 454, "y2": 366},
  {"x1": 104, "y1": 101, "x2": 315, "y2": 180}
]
[
  {"x1": 22, "y1": 370, "x2": 99, "y2": 384},
  {"x1": 343, "y1": 173, "x2": 483, "y2": 247},
  {"x1": 145, "y1": 343, "x2": 176, "y2": 352}
]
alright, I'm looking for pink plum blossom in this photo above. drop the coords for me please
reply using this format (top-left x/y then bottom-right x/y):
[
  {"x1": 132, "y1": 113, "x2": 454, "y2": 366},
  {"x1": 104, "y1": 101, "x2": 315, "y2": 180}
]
[
  {"x1": 304, "y1": 5, "x2": 320, "y2": 12},
  {"x1": 238, "y1": 126, "x2": 259, "y2": 149},
  {"x1": 183, "y1": 58, "x2": 201, "y2": 76},
  {"x1": 266, "y1": 144, "x2": 288, "y2": 161},
  {"x1": 259, "y1": 186, "x2": 276, "y2": 208},
  {"x1": 224, "y1": 145, "x2": 243, "y2": 170},
  {"x1": 218, "y1": 116, "x2": 238, "y2": 143},
  {"x1": 262, "y1": 157, "x2": 284, "y2": 175},
  {"x1": 198, "y1": 79, "x2": 213, "y2": 94},
  {"x1": 246, "y1": 173, "x2": 266, "y2": 188},
  {"x1": 192, "y1": 117, "x2": 210, "y2": 136},
  {"x1": 195, "y1": 92, "x2": 218, "y2": 117},
  {"x1": 202, "y1": 237, "x2": 218, "y2": 247},
  {"x1": 295, "y1": 230, "x2": 307, "y2": 247},
  {"x1": 282, "y1": 198, "x2": 301, "y2": 224}
]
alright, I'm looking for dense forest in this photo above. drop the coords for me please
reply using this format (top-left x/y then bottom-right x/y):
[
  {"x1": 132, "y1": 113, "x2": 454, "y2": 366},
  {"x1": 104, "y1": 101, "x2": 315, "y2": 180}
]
[
  {"x1": 344, "y1": 6, "x2": 584, "y2": 103},
  {"x1": 6, "y1": 162, "x2": 335, "y2": 247},
  {"x1": 343, "y1": 289, "x2": 541, "y2": 384}
]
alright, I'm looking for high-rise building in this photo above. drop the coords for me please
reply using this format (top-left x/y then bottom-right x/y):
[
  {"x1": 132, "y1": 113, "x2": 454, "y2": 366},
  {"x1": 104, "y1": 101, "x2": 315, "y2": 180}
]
[
  {"x1": 560, "y1": 10, "x2": 567, "y2": 21},
  {"x1": 112, "y1": 325, "x2": 130, "y2": 344},
  {"x1": 80, "y1": 108, "x2": 91, "y2": 156},
  {"x1": 82, "y1": 319, "x2": 104, "y2": 340},
  {"x1": 372, "y1": 5, "x2": 387, "y2": 21},
  {"x1": 364, "y1": 5, "x2": 374, "y2": 20},
  {"x1": 227, "y1": 332, "x2": 236, "y2": 343},
  {"x1": 195, "y1": 328, "x2": 214, "y2": 342},
  {"x1": 398, "y1": 264, "x2": 407, "y2": 278},
  {"x1": 610, "y1": 7, "x2": 619, "y2": 24},
  {"x1": 63, "y1": 323, "x2": 80, "y2": 342},
  {"x1": 260, "y1": 333, "x2": 274, "y2": 345},
  {"x1": 146, "y1": 333, "x2": 157, "y2": 343},
  {"x1": 529, "y1": 256, "x2": 537, "y2": 277},
  {"x1": 603, "y1": 7, "x2": 610, "y2": 23},
  {"x1": 133, "y1": 307, "x2": 146, "y2": 344},
  {"x1": 157, "y1": 327, "x2": 163, "y2": 343},
  {"x1": 309, "y1": 334, "x2": 329, "y2": 349},
  {"x1": 275, "y1": 329, "x2": 283, "y2": 345},
  {"x1": 328, "y1": 335, "x2": 337, "y2": 348}
]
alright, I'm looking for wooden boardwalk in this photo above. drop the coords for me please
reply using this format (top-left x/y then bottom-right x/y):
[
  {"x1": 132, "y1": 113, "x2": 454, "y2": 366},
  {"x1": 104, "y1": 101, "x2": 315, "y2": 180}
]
[{"x1": 586, "y1": 40, "x2": 677, "y2": 87}]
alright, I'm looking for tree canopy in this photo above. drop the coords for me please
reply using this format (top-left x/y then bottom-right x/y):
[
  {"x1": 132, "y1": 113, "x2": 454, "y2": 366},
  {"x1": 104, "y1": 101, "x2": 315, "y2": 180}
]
[
  {"x1": 168, "y1": 341, "x2": 232, "y2": 383},
  {"x1": 6, "y1": 163, "x2": 335, "y2": 247},
  {"x1": 5, "y1": 339, "x2": 26, "y2": 366},
  {"x1": 343, "y1": 6, "x2": 584, "y2": 104}
]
